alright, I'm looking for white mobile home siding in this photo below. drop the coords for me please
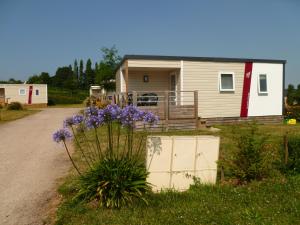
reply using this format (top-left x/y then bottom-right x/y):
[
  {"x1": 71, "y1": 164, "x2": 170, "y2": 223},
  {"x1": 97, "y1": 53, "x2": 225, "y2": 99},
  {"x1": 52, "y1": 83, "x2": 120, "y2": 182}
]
[
  {"x1": 128, "y1": 70, "x2": 169, "y2": 93},
  {"x1": 0, "y1": 84, "x2": 47, "y2": 104},
  {"x1": 248, "y1": 63, "x2": 283, "y2": 116},
  {"x1": 128, "y1": 60, "x2": 181, "y2": 68},
  {"x1": 182, "y1": 61, "x2": 245, "y2": 118}
]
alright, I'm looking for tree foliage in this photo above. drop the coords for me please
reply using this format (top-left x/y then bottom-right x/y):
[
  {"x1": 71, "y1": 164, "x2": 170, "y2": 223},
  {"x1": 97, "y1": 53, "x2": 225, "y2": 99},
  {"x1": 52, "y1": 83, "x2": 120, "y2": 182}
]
[
  {"x1": 96, "y1": 46, "x2": 121, "y2": 91},
  {"x1": 287, "y1": 84, "x2": 300, "y2": 106},
  {"x1": 23, "y1": 45, "x2": 121, "y2": 91}
]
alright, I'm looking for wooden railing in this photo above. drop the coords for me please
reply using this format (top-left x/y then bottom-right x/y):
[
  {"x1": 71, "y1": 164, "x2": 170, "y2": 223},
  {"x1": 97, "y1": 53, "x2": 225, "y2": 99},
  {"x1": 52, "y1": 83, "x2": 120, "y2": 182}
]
[{"x1": 93, "y1": 91, "x2": 199, "y2": 130}]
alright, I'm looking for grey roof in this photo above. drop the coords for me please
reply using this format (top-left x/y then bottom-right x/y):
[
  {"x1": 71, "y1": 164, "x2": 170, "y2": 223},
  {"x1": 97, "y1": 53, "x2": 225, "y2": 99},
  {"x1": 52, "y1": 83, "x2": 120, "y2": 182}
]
[{"x1": 119, "y1": 54, "x2": 286, "y2": 67}]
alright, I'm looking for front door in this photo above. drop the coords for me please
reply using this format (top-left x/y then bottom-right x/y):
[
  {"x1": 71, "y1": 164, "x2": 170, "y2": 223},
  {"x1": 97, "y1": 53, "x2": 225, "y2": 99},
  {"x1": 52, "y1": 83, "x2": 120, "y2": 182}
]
[{"x1": 0, "y1": 88, "x2": 5, "y2": 105}]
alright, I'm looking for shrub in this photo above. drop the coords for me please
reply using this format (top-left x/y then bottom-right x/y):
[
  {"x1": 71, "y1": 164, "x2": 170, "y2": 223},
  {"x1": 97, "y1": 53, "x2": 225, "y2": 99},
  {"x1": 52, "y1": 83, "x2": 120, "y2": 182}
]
[
  {"x1": 48, "y1": 96, "x2": 82, "y2": 105},
  {"x1": 225, "y1": 123, "x2": 276, "y2": 183},
  {"x1": 76, "y1": 157, "x2": 150, "y2": 208},
  {"x1": 284, "y1": 107, "x2": 300, "y2": 121},
  {"x1": 7, "y1": 102, "x2": 23, "y2": 110},
  {"x1": 286, "y1": 135, "x2": 300, "y2": 173},
  {"x1": 47, "y1": 99, "x2": 55, "y2": 106}
]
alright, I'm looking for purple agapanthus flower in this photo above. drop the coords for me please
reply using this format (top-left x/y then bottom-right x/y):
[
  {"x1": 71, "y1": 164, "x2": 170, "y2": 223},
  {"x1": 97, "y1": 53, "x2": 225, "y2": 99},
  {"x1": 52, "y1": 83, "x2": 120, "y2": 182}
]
[
  {"x1": 63, "y1": 115, "x2": 84, "y2": 128},
  {"x1": 143, "y1": 111, "x2": 159, "y2": 125},
  {"x1": 85, "y1": 106, "x2": 98, "y2": 117},
  {"x1": 72, "y1": 114, "x2": 84, "y2": 124},
  {"x1": 120, "y1": 105, "x2": 145, "y2": 127},
  {"x1": 53, "y1": 128, "x2": 72, "y2": 143},
  {"x1": 85, "y1": 114, "x2": 104, "y2": 129},
  {"x1": 63, "y1": 117, "x2": 74, "y2": 128},
  {"x1": 102, "y1": 104, "x2": 122, "y2": 122}
]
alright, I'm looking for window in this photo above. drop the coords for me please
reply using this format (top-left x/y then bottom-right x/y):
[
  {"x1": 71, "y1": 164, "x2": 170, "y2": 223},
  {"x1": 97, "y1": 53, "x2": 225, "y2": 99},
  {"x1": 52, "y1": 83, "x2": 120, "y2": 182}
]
[
  {"x1": 258, "y1": 74, "x2": 268, "y2": 94},
  {"x1": 19, "y1": 88, "x2": 26, "y2": 95},
  {"x1": 35, "y1": 89, "x2": 40, "y2": 96},
  {"x1": 219, "y1": 72, "x2": 235, "y2": 91}
]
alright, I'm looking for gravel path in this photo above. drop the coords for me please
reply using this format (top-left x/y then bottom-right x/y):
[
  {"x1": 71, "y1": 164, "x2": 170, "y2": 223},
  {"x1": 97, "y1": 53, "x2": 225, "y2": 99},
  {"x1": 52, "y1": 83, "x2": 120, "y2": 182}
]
[{"x1": 0, "y1": 108, "x2": 79, "y2": 225}]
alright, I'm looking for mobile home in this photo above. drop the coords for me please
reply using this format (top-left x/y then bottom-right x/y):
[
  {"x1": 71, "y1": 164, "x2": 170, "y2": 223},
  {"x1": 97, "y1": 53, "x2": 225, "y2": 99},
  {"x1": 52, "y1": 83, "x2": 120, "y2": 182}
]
[
  {"x1": 115, "y1": 55, "x2": 285, "y2": 125},
  {"x1": 0, "y1": 84, "x2": 48, "y2": 107}
]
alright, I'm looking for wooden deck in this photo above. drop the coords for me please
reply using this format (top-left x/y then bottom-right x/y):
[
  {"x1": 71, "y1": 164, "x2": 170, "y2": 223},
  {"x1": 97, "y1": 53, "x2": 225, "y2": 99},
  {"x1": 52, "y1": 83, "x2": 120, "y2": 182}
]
[{"x1": 108, "y1": 91, "x2": 199, "y2": 130}]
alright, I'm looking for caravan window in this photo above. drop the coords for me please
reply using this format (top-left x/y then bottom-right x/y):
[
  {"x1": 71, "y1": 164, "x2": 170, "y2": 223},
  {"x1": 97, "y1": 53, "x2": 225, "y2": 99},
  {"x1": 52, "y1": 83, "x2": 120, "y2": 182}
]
[
  {"x1": 258, "y1": 74, "x2": 268, "y2": 94},
  {"x1": 219, "y1": 73, "x2": 235, "y2": 92},
  {"x1": 19, "y1": 88, "x2": 26, "y2": 95}
]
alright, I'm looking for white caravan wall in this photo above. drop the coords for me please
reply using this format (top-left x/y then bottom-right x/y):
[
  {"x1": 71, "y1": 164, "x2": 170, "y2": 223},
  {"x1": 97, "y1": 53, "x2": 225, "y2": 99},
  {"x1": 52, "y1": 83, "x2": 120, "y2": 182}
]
[
  {"x1": 147, "y1": 136, "x2": 220, "y2": 192},
  {"x1": 248, "y1": 63, "x2": 283, "y2": 116}
]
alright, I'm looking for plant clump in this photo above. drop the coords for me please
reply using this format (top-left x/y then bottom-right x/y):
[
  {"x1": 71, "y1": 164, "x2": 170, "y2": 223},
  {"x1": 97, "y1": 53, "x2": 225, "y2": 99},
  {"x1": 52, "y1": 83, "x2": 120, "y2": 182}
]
[
  {"x1": 53, "y1": 104, "x2": 158, "y2": 208},
  {"x1": 223, "y1": 123, "x2": 277, "y2": 184},
  {"x1": 7, "y1": 102, "x2": 23, "y2": 110}
]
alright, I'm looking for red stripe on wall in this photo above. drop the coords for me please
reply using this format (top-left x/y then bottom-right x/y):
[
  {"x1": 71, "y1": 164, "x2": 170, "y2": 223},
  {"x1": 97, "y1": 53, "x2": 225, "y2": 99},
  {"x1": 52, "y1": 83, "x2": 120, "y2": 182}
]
[
  {"x1": 240, "y1": 62, "x2": 253, "y2": 117},
  {"x1": 28, "y1": 85, "x2": 33, "y2": 104}
]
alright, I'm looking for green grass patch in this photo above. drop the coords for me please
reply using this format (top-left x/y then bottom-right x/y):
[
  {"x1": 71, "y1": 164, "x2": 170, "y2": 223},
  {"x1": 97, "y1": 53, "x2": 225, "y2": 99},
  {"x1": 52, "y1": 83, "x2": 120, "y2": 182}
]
[
  {"x1": 0, "y1": 109, "x2": 40, "y2": 123},
  {"x1": 56, "y1": 176, "x2": 300, "y2": 225}
]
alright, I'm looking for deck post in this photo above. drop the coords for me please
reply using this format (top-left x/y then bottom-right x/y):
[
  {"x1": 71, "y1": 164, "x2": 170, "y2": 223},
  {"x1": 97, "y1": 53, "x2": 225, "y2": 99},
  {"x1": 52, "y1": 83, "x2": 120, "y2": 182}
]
[
  {"x1": 194, "y1": 91, "x2": 199, "y2": 129},
  {"x1": 132, "y1": 91, "x2": 137, "y2": 106},
  {"x1": 125, "y1": 60, "x2": 129, "y2": 92},
  {"x1": 164, "y1": 91, "x2": 169, "y2": 131}
]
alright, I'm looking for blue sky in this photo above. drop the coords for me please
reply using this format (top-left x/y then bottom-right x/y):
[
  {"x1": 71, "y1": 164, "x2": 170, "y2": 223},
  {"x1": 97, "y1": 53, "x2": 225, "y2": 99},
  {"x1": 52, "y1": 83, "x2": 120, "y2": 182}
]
[{"x1": 0, "y1": 0, "x2": 299, "y2": 86}]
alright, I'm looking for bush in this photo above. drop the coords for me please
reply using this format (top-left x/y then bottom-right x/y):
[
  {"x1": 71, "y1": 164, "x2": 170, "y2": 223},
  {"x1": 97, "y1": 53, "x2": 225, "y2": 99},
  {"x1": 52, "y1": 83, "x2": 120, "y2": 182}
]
[
  {"x1": 47, "y1": 99, "x2": 56, "y2": 106},
  {"x1": 224, "y1": 123, "x2": 276, "y2": 183},
  {"x1": 48, "y1": 96, "x2": 82, "y2": 105},
  {"x1": 7, "y1": 102, "x2": 23, "y2": 110},
  {"x1": 286, "y1": 135, "x2": 300, "y2": 173},
  {"x1": 284, "y1": 107, "x2": 300, "y2": 121},
  {"x1": 76, "y1": 157, "x2": 150, "y2": 208}
]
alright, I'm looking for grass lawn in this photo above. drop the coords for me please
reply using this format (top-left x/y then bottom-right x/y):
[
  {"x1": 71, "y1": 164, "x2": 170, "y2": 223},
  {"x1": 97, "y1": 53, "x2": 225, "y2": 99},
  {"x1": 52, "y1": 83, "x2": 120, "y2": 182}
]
[
  {"x1": 56, "y1": 176, "x2": 300, "y2": 225},
  {"x1": 54, "y1": 123, "x2": 300, "y2": 225},
  {"x1": 0, "y1": 109, "x2": 40, "y2": 123}
]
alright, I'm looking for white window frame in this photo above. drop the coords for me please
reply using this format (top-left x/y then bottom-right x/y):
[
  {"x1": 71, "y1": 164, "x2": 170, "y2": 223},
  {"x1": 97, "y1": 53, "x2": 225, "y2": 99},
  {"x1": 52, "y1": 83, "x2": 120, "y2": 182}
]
[
  {"x1": 19, "y1": 88, "x2": 26, "y2": 96},
  {"x1": 258, "y1": 74, "x2": 268, "y2": 94},
  {"x1": 218, "y1": 72, "x2": 235, "y2": 92},
  {"x1": 35, "y1": 89, "x2": 40, "y2": 96}
]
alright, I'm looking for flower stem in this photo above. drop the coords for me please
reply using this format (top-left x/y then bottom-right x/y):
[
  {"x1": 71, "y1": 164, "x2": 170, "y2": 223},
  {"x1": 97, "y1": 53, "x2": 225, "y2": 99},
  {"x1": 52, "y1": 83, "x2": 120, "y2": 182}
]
[
  {"x1": 71, "y1": 127, "x2": 93, "y2": 169},
  {"x1": 63, "y1": 140, "x2": 82, "y2": 176}
]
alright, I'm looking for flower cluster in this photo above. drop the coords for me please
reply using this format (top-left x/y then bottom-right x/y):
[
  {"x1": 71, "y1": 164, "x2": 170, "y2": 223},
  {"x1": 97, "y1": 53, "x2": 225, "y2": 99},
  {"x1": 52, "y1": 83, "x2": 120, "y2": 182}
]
[
  {"x1": 101, "y1": 104, "x2": 122, "y2": 122},
  {"x1": 83, "y1": 104, "x2": 159, "y2": 129},
  {"x1": 143, "y1": 111, "x2": 159, "y2": 124},
  {"x1": 120, "y1": 105, "x2": 145, "y2": 127},
  {"x1": 55, "y1": 104, "x2": 159, "y2": 139},
  {"x1": 64, "y1": 115, "x2": 84, "y2": 128},
  {"x1": 53, "y1": 128, "x2": 72, "y2": 143}
]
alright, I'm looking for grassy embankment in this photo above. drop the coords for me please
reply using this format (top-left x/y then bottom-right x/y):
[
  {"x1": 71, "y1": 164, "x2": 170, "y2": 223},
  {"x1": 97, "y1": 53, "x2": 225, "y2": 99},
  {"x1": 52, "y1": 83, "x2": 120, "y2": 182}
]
[{"x1": 54, "y1": 123, "x2": 300, "y2": 225}]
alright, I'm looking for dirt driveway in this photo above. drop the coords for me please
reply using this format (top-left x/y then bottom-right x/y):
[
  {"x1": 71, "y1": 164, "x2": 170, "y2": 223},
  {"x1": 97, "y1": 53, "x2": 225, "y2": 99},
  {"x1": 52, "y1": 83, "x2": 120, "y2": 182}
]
[{"x1": 0, "y1": 108, "x2": 79, "y2": 225}]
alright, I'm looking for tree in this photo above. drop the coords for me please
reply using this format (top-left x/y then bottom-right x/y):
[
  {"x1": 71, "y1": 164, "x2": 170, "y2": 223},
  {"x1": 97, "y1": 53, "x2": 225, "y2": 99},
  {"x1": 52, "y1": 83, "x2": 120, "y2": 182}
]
[
  {"x1": 39, "y1": 72, "x2": 51, "y2": 84},
  {"x1": 53, "y1": 66, "x2": 75, "y2": 89},
  {"x1": 95, "y1": 46, "x2": 121, "y2": 91},
  {"x1": 85, "y1": 58, "x2": 95, "y2": 88},
  {"x1": 287, "y1": 84, "x2": 296, "y2": 105},
  {"x1": 73, "y1": 59, "x2": 79, "y2": 81},
  {"x1": 27, "y1": 72, "x2": 50, "y2": 84},
  {"x1": 79, "y1": 59, "x2": 84, "y2": 89},
  {"x1": 27, "y1": 75, "x2": 40, "y2": 84}
]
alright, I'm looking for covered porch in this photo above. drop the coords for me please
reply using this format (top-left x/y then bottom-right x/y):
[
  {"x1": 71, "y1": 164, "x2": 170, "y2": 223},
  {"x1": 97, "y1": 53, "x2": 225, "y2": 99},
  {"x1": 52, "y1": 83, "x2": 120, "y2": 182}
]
[{"x1": 113, "y1": 59, "x2": 198, "y2": 130}]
